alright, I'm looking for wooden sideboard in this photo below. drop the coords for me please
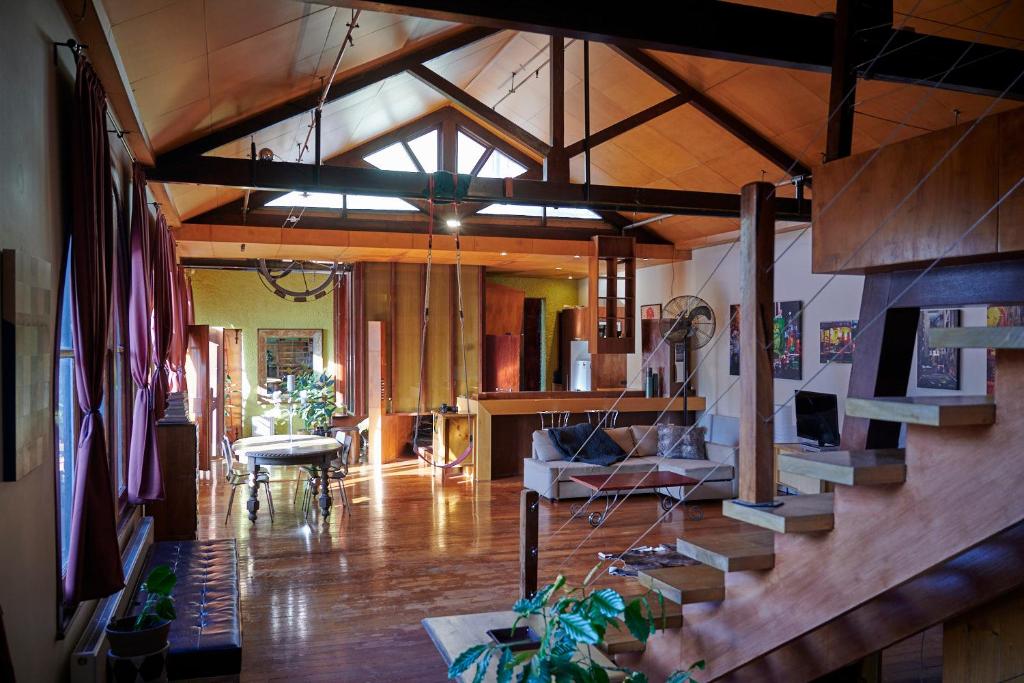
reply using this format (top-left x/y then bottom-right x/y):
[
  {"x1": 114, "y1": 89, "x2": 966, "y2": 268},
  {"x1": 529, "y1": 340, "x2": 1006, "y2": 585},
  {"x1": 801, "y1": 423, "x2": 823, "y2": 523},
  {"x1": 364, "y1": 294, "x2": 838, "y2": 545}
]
[{"x1": 147, "y1": 420, "x2": 198, "y2": 542}]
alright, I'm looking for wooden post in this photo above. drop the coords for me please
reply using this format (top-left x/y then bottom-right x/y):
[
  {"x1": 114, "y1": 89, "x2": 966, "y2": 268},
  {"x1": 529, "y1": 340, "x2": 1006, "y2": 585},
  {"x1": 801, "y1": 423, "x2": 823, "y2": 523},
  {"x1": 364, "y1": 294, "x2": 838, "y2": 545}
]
[
  {"x1": 520, "y1": 489, "x2": 539, "y2": 599},
  {"x1": 545, "y1": 36, "x2": 569, "y2": 182},
  {"x1": 737, "y1": 182, "x2": 776, "y2": 505},
  {"x1": 825, "y1": 0, "x2": 857, "y2": 162}
]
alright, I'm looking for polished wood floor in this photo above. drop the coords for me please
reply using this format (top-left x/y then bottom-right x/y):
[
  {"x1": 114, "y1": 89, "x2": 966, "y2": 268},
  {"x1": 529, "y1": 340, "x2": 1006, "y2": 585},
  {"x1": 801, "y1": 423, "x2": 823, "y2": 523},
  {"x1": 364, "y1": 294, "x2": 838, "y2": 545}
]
[{"x1": 197, "y1": 457, "x2": 942, "y2": 682}]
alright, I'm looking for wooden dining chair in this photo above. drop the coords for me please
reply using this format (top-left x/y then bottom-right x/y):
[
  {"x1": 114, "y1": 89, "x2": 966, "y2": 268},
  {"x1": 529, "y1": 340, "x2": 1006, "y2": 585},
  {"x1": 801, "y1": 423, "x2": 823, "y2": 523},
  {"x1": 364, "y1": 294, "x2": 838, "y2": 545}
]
[
  {"x1": 222, "y1": 435, "x2": 275, "y2": 524},
  {"x1": 299, "y1": 431, "x2": 353, "y2": 516}
]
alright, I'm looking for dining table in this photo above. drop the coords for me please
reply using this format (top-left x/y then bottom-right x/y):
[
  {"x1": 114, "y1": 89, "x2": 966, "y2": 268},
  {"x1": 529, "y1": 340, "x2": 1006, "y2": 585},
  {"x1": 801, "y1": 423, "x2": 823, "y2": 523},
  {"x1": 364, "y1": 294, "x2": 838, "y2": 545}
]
[{"x1": 231, "y1": 434, "x2": 342, "y2": 522}]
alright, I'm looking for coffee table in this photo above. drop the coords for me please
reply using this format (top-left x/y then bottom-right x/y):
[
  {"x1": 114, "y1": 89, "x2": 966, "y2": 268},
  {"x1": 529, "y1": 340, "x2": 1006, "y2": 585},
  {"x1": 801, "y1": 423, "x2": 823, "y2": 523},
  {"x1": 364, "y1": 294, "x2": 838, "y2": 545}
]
[{"x1": 568, "y1": 471, "x2": 702, "y2": 527}]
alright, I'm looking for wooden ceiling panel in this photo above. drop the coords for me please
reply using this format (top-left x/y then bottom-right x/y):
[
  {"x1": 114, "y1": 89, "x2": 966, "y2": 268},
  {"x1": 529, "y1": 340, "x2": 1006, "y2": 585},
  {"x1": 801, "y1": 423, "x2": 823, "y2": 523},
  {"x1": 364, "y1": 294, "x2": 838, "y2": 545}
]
[
  {"x1": 426, "y1": 31, "x2": 515, "y2": 88},
  {"x1": 146, "y1": 97, "x2": 214, "y2": 154},
  {"x1": 648, "y1": 106, "x2": 747, "y2": 164},
  {"x1": 667, "y1": 165, "x2": 738, "y2": 194},
  {"x1": 131, "y1": 55, "x2": 210, "y2": 123},
  {"x1": 894, "y1": 0, "x2": 1024, "y2": 48},
  {"x1": 605, "y1": 123, "x2": 702, "y2": 178},
  {"x1": 103, "y1": 0, "x2": 179, "y2": 25},
  {"x1": 111, "y1": 0, "x2": 207, "y2": 83},
  {"x1": 704, "y1": 145, "x2": 787, "y2": 190},
  {"x1": 706, "y1": 66, "x2": 828, "y2": 139},
  {"x1": 203, "y1": 0, "x2": 320, "y2": 53},
  {"x1": 645, "y1": 51, "x2": 748, "y2": 93}
]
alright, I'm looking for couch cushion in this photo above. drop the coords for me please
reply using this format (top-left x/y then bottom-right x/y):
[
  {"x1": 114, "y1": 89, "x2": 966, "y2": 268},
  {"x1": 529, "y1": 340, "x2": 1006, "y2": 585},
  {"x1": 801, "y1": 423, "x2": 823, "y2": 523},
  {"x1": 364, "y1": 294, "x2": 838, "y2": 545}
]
[
  {"x1": 709, "y1": 414, "x2": 740, "y2": 446},
  {"x1": 657, "y1": 424, "x2": 708, "y2": 459},
  {"x1": 657, "y1": 458, "x2": 734, "y2": 482},
  {"x1": 548, "y1": 423, "x2": 625, "y2": 466},
  {"x1": 532, "y1": 430, "x2": 564, "y2": 462},
  {"x1": 629, "y1": 425, "x2": 659, "y2": 456},
  {"x1": 528, "y1": 455, "x2": 662, "y2": 479},
  {"x1": 605, "y1": 427, "x2": 635, "y2": 454}
]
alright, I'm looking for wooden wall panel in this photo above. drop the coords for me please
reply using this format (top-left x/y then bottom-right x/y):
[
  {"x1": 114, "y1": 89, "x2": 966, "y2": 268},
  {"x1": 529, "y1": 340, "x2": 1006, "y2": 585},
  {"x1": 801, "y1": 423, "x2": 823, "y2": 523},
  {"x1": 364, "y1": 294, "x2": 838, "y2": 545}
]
[
  {"x1": 522, "y1": 298, "x2": 543, "y2": 391},
  {"x1": 393, "y1": 264, "x2": 425, "y2": 413},
  {"x1": 592, "y1": 353, "x2": 627, "y2": 389},
  {"x1": 426, "y1": 265, "x2": 452, "y2": 410},
  {"x1": 363, "y1": 263, "x2": 391, "y2": 322},
  {"x1": 456, "y1": 267, "x2": 483, "y2": 399},
  {"x1": 812, "y1": 114, "x2": 1000, "y2": 274},
  {"x1": 998, "y1": 107, "x2": 1024, "y2": 253},
  {"x1": 943, "y1": 585, "x2": 1024, "y2": 682},
  {"x1": 485, "y1": 282, "x2": 525, "y2": 336},
  {"x1": 485, "y1": 335, "x2": 521, "y2": 392}
]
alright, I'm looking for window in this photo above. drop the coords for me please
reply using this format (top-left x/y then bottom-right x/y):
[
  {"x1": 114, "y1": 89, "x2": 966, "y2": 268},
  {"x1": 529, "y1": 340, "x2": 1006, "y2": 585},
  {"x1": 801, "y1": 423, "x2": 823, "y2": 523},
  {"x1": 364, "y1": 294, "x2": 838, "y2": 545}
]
[
  {"x1": 266, "y1": 191, "x2": 418, "y2": 212},
  {"x1": 108, "y1": 298, "x2": 127, "y2": 499},
  {"x1": 364, "y1": 141, "x2": 419, "y2": 173},
  {"x1": 55, "y1": 250, "x2": 76, "y2": 573},
  {"x1": 478, "y1": 204, "x2": 602, "y2": 220},
  {"x1": 406, "y1": 129, "x2": 438, "y2": 173},
  {"x1": 475, "y1": 150, "x2": 527, "y2": 179},
  {"x1": 456, "y1": 131, "x2": 486, "y2": 174}
]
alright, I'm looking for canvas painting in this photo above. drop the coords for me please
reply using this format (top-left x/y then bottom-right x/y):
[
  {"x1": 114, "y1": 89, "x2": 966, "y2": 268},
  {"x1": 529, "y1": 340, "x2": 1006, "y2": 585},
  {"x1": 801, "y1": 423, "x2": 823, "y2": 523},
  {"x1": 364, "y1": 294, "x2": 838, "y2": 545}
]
[
  {"x1": 641, "y1": 304, "x2": 661, "y2": 321},
  {"x1": 820, "y1": 320, "x2": 858, "y2": 364},
  {"x1": 2, "y1": 250, "x2": 53, "y2": 481},
  {"x1": 986, "y1": 305, "x2": 1024, "y2": 394},
  {"x1": 917, "y1": 309, "x2": 961, "y2": 390},
  {"x1": 728, "y1": 304, "x2": 740, "y2": 376},
  {"x1": 772, "y1": 301, "x2": 802, "y2": 380}
]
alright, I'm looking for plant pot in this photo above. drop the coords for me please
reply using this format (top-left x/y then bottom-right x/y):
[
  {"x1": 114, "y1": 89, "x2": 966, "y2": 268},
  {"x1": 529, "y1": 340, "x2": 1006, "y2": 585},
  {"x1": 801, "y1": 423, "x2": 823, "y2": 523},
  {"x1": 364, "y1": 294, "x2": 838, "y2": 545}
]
[
  {"x1": 486, "y1": 626, "x2": 541, "y2": 653},
  {"x1": 105, "y1": 617, "x2": 171, "y2": 658}
]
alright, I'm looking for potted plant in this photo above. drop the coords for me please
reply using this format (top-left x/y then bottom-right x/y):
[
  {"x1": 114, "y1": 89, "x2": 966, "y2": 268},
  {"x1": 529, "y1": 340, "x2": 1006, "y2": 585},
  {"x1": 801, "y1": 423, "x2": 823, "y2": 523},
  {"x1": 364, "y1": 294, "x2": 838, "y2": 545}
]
[
  {"x1": 290, "y1": 370, "x2": 337, "y2": 435},
  {"x1": 105, "y1": 564, "x2": 177, "y2": 660},
  {"x1": 448, "y1": 571, "x2": 704, "y2": 682}
]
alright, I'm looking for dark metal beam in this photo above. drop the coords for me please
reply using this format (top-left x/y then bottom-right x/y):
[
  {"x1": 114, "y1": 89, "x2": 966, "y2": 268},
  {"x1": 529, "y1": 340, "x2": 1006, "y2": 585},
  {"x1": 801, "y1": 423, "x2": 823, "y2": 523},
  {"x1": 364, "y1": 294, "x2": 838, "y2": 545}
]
[
  {"x1": 563, "y1": 93, "x2": 690, "y2": 158},
  {"x1": 147, "y1": 155, "x2": 812, "y2": 220},
  {"x1": 616, "y1": 47, "x2": 812, "y2": 179},
  {"x1": 311, "y1": 0, "x2": 1024, "y2": 101},
  {"x1": 157, "y1": 26, "x2": 499, "y2": 163},
  {"x1": 825, "y1": 0, "x2": 861, "y2": 162}
]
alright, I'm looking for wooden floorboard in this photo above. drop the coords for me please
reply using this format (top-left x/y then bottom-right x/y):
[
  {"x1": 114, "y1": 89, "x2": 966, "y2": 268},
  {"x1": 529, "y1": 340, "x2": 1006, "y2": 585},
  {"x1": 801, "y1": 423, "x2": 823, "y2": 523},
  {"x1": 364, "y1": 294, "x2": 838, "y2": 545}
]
[{"x1": 198, "y1": 458, "x2": 734, "y2": 681}]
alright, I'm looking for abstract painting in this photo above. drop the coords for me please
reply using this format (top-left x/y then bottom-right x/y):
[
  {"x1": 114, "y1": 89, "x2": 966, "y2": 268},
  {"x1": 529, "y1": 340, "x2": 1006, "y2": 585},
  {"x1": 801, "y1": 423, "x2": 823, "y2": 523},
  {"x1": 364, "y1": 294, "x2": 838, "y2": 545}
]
[
  {"x1": 986, "y1": 305, "x2": 1024, "y2": 394},
  {"x1": 820, "y1": 320, "x2": 858, "y2": 364},
  {"x1": 772, "y1": 301, "x2": 802, "y2": 380},
  {"x1": 728, "y1": 304, "x2": 740, "y2": 376},
  {"x1": 917, "y1": 309, "x2": 961, "y2": 390},
  {"x1": 1, "y1": 250, "x2": 53, "y2": 481}
]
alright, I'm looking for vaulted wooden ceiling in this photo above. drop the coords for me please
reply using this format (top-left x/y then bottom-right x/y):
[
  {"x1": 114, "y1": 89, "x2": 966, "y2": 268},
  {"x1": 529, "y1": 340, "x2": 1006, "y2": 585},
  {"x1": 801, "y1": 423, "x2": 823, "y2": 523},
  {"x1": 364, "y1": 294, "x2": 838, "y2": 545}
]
[{"x1": 98, "y1": 0, "x2": 1024, "y2": 268}]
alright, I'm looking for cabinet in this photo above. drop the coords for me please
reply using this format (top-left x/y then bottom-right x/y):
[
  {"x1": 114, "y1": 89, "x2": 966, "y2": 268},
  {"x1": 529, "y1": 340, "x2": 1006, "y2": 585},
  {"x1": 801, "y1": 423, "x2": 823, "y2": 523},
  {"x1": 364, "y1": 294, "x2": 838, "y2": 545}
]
[
  {"x1": 147, "y1": 421, "x2": 198, "y2": 541},
  {"x1": 587, "y1": 236, "x2": 636, "y2": 354}
]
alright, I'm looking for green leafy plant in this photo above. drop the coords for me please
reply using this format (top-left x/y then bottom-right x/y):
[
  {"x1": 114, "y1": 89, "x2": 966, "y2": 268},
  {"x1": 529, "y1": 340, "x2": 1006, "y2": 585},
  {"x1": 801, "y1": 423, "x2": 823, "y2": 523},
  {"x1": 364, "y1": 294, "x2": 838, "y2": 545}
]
[
  {"x1": 448, "y1": 570, "x2": 704, "y2": 682},
  {"x1": 289, "y1": 370, "x2": 337, "y2": 432},
  {"x1": 134, "y1": 564, "x2": 177, "y2": 630}
]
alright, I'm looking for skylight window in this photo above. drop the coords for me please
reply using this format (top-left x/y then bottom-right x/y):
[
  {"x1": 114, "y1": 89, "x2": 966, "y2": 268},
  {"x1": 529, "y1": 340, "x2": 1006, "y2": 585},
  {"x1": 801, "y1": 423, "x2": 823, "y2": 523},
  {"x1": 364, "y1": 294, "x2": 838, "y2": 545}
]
[
  {"x1": 476, "y1": 150, "x2": 527, "y2": 179},
  {"x1": 407, "y1": 129, "x2": 439, "y2": 173},
  {"x1": 266, "y1": 191, "x2": 417, "y2": 212},
  {"x1": 478, "y1": 204, "x2": 602, "y2": 220},
  {"x1": 364, "y1": 142, "x2": 419, "y2": 172},
  {"x1": 457, "y1": 131, "x2": 486, "y2": 174}
]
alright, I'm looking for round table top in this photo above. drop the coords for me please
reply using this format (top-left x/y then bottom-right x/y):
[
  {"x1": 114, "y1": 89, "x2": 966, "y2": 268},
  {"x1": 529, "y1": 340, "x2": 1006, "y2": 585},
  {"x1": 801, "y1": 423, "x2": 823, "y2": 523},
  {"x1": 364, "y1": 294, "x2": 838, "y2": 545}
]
[{"x1": 232, "y1": 434, "x2": 341, "y2": 463}]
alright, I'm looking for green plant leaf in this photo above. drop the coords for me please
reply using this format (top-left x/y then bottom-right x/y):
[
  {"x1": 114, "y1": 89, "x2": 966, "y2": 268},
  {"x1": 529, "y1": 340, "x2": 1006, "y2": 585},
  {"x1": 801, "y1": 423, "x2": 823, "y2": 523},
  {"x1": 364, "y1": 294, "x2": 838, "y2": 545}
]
[
  {"x1": 559, "y1": 613, "x2": 600, "y2": 645},
  {"x1": 589, "y1": 662, "x2": 610, "y2": 683},
  {"x1": 525, "y1": 655, "x2": 550, "y2": 683},
  {"x1": 623, "y1": 601, "x2": 650, "y2": 643},
  {"x1": 665, "y1": 659, "x2": 706, "y2": 683},
  {"x1": 142, "y1": 565, "x2": 176, "y2": 596},
  {"x1": 624, "y1": 673, "x2": 648, "y2": 683},
  {"x1": 449, "y1": 644, "x2": 487, "y2": 678},
  {"x1": 496, "y1": 647, "x2": 515, "y2": 683},
  {"x1": 513, "y1": 598, "x2": 534, "y2": 615},
  {"x1": 588, "y1": 589, "x2": 625, "y2": 618},
  {"x1": 472, "y1": 647, "x2": 494, "y2": 683},
  {"x1": 153, "y1": 597, "x2": 176, "y2": 622}
]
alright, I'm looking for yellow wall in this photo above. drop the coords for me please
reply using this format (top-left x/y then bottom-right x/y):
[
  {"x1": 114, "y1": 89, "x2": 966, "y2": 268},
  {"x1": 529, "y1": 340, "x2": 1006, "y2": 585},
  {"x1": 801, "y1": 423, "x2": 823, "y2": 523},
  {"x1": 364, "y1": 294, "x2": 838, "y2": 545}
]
[
  {"x1": 190, "y1": 269, "x2": 335, "y2": 436},
  {"x1": 485, "y1": 274, "x2": 582, "y2": 389}
]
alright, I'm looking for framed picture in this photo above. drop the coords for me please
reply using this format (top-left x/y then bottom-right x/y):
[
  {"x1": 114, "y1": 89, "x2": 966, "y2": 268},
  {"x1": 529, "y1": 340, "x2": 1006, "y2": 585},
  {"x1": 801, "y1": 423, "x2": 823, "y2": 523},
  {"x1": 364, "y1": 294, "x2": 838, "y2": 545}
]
[
  {"x1": 917, "y1": 309, "x2": 960, "y2": 390},
  {"x1": 257, "y1": 328, "x2": 323, "y2": 388},
  {"x1": 728, "y1": 304, "x2": 740, "y2": 376},
  {"x1": 819, "y1": 320, "x2": 858, "y2": 364},
  {"x1": 673, "y1": 342, "x2": 687, "y2": 363},
  {"x1": 772, "y1": 301, "x2": 802, "y2": 380},
  {"x1": 986, "y1": 305, "x2": 1024, "y2": 395},
  {"x1": 641, "y1": 304, "x2": 661, "y2": 321}
]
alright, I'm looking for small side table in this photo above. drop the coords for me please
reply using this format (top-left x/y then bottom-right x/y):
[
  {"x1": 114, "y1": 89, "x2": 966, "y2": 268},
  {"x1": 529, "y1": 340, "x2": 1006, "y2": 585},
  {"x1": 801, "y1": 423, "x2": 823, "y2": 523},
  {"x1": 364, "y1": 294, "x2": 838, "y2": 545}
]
[{"x1": 432, "y1": 411, "x2": 476, "y2": 480}]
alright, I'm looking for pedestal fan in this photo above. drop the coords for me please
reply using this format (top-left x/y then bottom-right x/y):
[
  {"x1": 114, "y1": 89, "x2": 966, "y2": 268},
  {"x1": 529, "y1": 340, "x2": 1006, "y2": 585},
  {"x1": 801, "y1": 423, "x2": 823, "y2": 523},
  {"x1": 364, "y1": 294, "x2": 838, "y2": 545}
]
[{"x1": 660, "y1": 296, "x2": 716, "y2": 425}]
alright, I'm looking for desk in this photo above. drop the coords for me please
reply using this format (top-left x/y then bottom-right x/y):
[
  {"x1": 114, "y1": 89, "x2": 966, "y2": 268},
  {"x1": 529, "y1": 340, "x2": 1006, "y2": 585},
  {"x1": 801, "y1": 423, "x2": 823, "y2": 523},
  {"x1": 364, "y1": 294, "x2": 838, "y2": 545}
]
[
  {"x1": 773, "y1": 443, "x2": 833, "y2": 494},
  {"x1": 232, "y1": 435, "x2": 341, "y2": 521},
  {"x1": 458, "y1": 393, "x2": 705, "y2": 480}
]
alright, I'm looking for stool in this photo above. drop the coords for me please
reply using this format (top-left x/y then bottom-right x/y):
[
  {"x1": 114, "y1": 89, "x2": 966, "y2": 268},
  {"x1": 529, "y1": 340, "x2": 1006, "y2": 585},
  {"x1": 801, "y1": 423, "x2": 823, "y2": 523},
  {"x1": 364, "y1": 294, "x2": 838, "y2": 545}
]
[
  {"x1": 539, "y1": 410, "x2": 571, "y2": 429},
  {"x1": 585, "y1": 409, "x2": 619, "y2": 428}
]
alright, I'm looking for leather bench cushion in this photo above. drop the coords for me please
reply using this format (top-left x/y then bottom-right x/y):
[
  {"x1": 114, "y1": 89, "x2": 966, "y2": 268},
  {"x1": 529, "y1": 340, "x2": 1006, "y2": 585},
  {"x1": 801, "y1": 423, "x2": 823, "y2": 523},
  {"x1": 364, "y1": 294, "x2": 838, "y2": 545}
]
[{"x1": 135, "y1": 539, "x2": 241, "y2": 680}]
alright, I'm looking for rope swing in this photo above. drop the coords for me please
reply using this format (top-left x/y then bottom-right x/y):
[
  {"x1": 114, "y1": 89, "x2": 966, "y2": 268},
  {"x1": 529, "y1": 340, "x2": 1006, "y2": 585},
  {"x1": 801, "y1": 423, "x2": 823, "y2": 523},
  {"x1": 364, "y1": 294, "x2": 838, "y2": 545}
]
[{"x1": 412, "y1": 172, "x2": 475, "y2": 469}]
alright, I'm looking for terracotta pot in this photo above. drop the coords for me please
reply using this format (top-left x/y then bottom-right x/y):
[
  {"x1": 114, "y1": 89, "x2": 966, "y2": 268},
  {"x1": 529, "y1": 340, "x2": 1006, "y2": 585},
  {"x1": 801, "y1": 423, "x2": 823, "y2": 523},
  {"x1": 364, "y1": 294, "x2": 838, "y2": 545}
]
[{"x1": 105, "y1": 617, "x2": 171, "y2": 658}]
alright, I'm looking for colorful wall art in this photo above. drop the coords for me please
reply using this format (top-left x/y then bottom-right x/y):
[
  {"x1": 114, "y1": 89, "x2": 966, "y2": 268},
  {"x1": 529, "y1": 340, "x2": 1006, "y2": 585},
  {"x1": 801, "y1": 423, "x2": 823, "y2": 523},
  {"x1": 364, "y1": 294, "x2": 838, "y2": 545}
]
[
  {"x1": 728, "y1": 301, "x2": 803, "y2": 380},
  {"x1": 820, "y1": 320, "x2": 858, "y2": 364},
  {"x1": 917, "y1": 309, "x2": 961, "y2": 390}
]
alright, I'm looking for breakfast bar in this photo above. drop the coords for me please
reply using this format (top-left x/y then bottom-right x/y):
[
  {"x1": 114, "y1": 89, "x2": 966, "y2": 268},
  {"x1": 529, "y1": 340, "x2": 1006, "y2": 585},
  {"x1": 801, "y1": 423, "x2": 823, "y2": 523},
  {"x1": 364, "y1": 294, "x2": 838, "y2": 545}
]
[{"x1": 457, "y1": 391, "x2": 706, "y2": 479}]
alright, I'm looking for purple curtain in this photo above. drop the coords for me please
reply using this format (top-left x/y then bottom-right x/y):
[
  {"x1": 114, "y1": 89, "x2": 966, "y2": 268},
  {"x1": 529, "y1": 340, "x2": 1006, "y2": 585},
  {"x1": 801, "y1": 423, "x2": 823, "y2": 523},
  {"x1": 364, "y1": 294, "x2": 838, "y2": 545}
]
[
  {"x1": 168, "y1": 258, "x2": 189, "y2": 394},
  {"x1": 126, "y1": 163, "x2": 163, "y2": 504},
  {"x1": 152, "y1": 215, "x2": 174, "y2": 420},
  {"x1": 64, "y1": 58, "x2": 125, "y2": 603}
]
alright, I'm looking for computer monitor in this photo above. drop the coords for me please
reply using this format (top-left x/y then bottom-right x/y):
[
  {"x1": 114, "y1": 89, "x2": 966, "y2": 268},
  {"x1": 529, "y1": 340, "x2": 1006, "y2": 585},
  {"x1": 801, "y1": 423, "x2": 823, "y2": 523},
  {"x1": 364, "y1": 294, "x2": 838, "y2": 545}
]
[{"x1": 794, "y1": 390, "x2": 840, "y2": 448}]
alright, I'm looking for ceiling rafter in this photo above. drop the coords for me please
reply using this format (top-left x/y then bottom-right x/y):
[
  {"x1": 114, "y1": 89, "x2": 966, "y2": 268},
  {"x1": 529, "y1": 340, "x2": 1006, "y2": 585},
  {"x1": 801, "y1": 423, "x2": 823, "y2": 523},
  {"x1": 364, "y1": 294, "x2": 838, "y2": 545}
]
[
  {"x1": 563, "y1": 93, "x2": 691, "y2": 158},
  {"x1": 614, "y1": 47, "x2": 812, "y2": 179},
  {"x1": 306, "y1": 0, "x2": 1024, "y2": 101},
  {"x1": 156, "y1": 25, "x2": 501, "y2": 164}
]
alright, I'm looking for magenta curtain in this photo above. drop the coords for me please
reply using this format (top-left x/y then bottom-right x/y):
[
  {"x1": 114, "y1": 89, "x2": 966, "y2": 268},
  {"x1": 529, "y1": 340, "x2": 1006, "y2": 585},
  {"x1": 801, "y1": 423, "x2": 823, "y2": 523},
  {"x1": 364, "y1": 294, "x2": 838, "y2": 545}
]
[
  {"x1": 126, "y1": 163, "x2": 163, "y2": 504},
  {"x1": 64, "y1": 58, "x2": 125, "y2": 603},
  {"x1": 152, "y1": 215, "x2": 174, "y2": 420}
]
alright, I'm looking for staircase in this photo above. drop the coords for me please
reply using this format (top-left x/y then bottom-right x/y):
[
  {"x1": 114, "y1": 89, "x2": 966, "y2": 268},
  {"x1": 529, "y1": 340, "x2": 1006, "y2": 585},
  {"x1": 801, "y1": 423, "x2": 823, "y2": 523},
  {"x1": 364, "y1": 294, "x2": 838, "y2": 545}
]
[{"x1": 625, "y1": 344, "x2": 1024, "y2": 681}]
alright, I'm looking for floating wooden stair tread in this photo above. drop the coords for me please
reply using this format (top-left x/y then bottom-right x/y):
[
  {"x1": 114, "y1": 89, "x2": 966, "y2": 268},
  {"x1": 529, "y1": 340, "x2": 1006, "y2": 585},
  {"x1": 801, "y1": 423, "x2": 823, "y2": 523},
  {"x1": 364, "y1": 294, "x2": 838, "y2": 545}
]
[
  {"x1": 722, "y1": 493, "x2": 835, "y2": 533},
  {"x1": 599, "y1": 630, "x2": 647, "y2": 655},
  {"x1": 676, "y1": 525, "x2": 775, "y2": 572},
  {"x1": 777, "y1": 449, "x2": 906, "y2": 486},
  {"x1": 636, "y1": 565, "x2": 725, "y2": 605},
  {"x1": 929, "y1": 326, "x2": 1024, "y2": 349},
  {"x1": 618, "y1": 593, "x2": 683, "y2": 629},
  {"x1": 845, "y1": 396, "x2": 995, "y2": 427}
]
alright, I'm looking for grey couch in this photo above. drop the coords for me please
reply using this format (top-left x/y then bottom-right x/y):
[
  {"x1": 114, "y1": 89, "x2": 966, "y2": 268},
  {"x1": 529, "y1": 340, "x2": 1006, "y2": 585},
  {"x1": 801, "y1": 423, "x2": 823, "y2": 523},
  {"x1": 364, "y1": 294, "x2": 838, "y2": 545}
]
[{"x1": 523, "y1": 415, "x2": 740, "y2": 501}]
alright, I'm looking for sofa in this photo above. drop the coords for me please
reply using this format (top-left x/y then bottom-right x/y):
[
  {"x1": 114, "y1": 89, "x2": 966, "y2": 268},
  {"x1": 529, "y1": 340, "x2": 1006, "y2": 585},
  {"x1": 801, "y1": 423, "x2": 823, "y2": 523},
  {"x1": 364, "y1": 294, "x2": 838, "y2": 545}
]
[{"x1": 523, "y1": 414, "x2": 740, "y2": 502}]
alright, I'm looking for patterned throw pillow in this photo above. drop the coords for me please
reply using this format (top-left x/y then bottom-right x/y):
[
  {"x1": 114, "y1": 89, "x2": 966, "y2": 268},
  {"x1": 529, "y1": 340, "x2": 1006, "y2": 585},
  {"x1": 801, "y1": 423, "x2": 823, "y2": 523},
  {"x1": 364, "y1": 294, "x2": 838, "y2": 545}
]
[{"x1": 657, "y1": 425, "x2": 708, "y2": 460}]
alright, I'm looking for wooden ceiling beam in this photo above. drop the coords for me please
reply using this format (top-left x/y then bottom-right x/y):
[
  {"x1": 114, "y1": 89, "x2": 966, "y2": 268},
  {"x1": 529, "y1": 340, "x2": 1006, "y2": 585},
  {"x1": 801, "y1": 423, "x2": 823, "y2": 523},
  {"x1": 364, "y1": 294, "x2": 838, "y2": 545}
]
[
  {"x1": 615, "y1": 47, "x2": 812, "y2": 179},
  {"x1": 310, "y1": 0, "x2": 1024, "y2": 101},
  {"x1": 156, "y1": 25, "x2": 500, "y2": 164},
  {"x1": 406, "y1": 64, "x2": 551, "y2": 156},
  {"x1": 563, "y1": 93, "x2": 691, "y2": 158},
  {"x1": 146, "y1": 155, "x2": 812, "y2": 220}
]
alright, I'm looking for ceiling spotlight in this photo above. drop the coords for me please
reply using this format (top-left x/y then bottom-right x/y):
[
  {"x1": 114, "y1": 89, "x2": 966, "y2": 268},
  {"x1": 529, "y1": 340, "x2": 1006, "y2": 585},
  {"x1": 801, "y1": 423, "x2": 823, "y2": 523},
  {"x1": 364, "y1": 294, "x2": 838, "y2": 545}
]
[
  {"x1": 568, "y1": 276, "x2": 574, "y2": 280},
  {"x1": 446, "y1": 218, "x2": 461, "y2": 229},
  {"x1": 574, "y1": 255, "x2": 581, "y2": 259},
  {"x1": 258, "y1": 147, "x2": 275, "y2": 162},
  {"x1": 555, "y1": 267, "x2": 562, "y2": 270},
  {"x1": 500, "y1": 251, "x2": 508, "y2": 256}
]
